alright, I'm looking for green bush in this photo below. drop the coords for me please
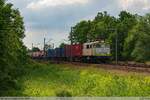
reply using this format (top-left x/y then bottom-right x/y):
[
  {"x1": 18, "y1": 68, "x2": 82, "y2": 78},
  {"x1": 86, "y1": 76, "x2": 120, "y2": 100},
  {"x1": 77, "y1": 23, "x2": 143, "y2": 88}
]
[{"x1": 0, "y1": 0, "x2": 27, "y2": 95}]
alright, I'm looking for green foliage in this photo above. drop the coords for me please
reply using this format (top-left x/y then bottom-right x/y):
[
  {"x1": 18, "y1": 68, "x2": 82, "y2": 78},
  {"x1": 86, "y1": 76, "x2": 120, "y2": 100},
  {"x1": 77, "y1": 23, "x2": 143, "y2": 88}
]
[
  {"x1": 4, "y1": 62, "x2": 150, "y2": 96},
  {"x1": 124, "y1": 14, "x2": 150, "y2": 61},
  {"x1": 131, "y1": 16, "x2": 150, "y2": 61},
  {"x1": 32, "y1": 47, "x2": 40, "y2": 52},
  {"x1": 70, "y1": 11, "x2": 150, "y2": 62},
  {"x1": 92, "y1": 11, "x2": 117, "y2": 40},
  {"x1": 0, "y1": 0, "x2": 27, "y2": 95},
  {"x1": 59, "y1": 43, "x2": 66, "y2": 48},
  {"x1": 70, "y1": 20, "x2": 91, "y2": 43},
  {"x1": 116, "y1": 11, "x2": 137, "y2": 60}
]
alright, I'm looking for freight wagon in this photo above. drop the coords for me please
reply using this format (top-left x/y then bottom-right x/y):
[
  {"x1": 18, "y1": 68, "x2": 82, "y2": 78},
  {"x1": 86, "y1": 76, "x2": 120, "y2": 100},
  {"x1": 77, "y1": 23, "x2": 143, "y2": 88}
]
[{"x1": 32, "y1": 51, "x2": 45, "y2": 59}]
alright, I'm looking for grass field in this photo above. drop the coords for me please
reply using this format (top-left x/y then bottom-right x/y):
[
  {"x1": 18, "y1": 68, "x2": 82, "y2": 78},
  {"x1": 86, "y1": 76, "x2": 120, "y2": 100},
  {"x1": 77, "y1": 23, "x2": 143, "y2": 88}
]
[{"x1": 4, "y1": 61, "x2": 150, "y2": 96}]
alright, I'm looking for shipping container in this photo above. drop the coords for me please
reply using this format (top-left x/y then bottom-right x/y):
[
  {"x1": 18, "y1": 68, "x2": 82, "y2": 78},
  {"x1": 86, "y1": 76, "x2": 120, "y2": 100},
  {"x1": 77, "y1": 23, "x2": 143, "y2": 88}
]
[
  {"x1": 47, "y1": 49, "x2": 55, "y2": 58},
  {"x1": 55, "y1": 48, "x2": 60, "y2": 57},
  {"x1": 55, "y1": 48, "x2": 65, "y2": 57},
  {"x1": 60, "y1": 48, "x2": 65, "y2": 57},
  {"x1": 65, "y1": 44, "x2": 82, "y2": 57},
  {"x1": 65, "y1": 45, "x2": 71, "y2": 57}
]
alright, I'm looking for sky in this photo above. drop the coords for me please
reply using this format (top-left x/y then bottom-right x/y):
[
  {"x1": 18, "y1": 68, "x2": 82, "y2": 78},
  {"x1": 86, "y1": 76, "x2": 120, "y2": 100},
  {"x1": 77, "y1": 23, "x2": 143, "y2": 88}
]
[{"x1": 8, "y1": 0, "x2": 150, "y2": 49}]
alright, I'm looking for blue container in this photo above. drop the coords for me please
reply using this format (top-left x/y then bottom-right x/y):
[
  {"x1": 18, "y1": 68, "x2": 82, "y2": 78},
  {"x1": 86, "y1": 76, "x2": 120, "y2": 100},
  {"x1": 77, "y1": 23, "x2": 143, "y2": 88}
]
[
  {"x1": 47, "y1": 49, "x2": 55, "y2": 58},
  {"x1": 55, "y1": 48, "x2": 65, "y2": 57},
  {"x1": 55, "y1": 48, "x2": 60, "y2": 57},
  {"x1": 60, "y1": 48, "x2": 65, "y2": 57}
]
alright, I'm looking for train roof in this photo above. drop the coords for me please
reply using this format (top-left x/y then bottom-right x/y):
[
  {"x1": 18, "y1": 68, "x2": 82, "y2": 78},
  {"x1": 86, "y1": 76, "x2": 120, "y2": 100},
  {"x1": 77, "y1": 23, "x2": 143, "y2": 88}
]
[{"x1": 84, "y1": 41, "x2": 105, "y2": 45}]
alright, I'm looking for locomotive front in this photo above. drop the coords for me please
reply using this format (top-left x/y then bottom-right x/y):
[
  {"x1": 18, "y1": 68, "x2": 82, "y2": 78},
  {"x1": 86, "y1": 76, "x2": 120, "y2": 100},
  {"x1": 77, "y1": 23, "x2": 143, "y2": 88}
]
[{"x1": 83, "y1": 41, "x2": 111, "y2": 62}]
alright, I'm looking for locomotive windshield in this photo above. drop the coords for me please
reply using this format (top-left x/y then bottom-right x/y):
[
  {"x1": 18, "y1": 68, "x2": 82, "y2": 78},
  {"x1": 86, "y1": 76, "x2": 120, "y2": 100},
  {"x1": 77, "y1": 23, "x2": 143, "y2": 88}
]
[{"x1": 95, "y1": 43, "x2": 108, "y2": 48}]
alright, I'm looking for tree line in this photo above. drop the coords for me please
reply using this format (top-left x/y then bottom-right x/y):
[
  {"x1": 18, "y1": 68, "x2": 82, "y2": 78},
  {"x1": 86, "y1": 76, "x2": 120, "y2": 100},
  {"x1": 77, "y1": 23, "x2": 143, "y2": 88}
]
[
  {"x1": 0, "y1": 0, "x2": 27, "y2": 95},
  {"x1": 69, "y1": 11, "x2": 150, "y2": 62}
]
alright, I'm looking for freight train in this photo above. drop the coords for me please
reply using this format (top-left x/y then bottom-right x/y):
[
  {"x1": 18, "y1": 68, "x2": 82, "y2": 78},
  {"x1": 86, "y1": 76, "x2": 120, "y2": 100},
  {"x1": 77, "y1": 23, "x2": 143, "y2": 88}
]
[{"x1": 31, "y1": 41, "x2": 111, "y2": 63}]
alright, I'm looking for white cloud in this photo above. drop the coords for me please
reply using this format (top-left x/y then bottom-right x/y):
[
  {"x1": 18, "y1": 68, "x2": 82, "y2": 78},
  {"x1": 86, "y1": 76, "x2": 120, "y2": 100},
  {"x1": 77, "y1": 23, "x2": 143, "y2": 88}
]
[
  {"x1": 10, "y1": 0, "x2": 150, "y2": 48},
  {"x1": 27, "y1": 0, "x2": 89, "y2": 10},
  {"x1": 119, "y1": 0, "x2": 150, "y2": 11}
]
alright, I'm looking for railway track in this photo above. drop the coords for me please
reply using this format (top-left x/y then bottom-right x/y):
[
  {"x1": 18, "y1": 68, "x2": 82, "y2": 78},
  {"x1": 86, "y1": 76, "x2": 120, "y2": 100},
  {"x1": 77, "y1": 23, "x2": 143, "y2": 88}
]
[
  {"x1": 53, "y1": 61, "x2": 150, "y2": 74},
  {"x1": 37, "y1": 60, "x2": 150, "y2": 73},
  {"x1": 95, "y1": 63, "x2": 150, "y2": 73}
]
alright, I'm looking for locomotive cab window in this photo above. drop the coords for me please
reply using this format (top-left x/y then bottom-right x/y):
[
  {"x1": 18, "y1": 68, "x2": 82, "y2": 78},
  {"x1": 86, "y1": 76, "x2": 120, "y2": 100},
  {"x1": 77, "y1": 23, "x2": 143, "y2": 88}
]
[
  {"x1": 86, "y1": 45, "x2": 89, "y2": 49},
  {"x1": 86, "y1": 45, "x2": 92, "y2": 49}
]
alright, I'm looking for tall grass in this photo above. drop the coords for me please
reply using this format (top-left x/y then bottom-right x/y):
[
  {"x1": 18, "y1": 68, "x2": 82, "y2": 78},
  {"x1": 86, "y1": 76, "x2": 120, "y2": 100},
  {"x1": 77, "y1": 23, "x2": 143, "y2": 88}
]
[{"x1": 4, "y1": 62, "x2": 150, "y2": 96}]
